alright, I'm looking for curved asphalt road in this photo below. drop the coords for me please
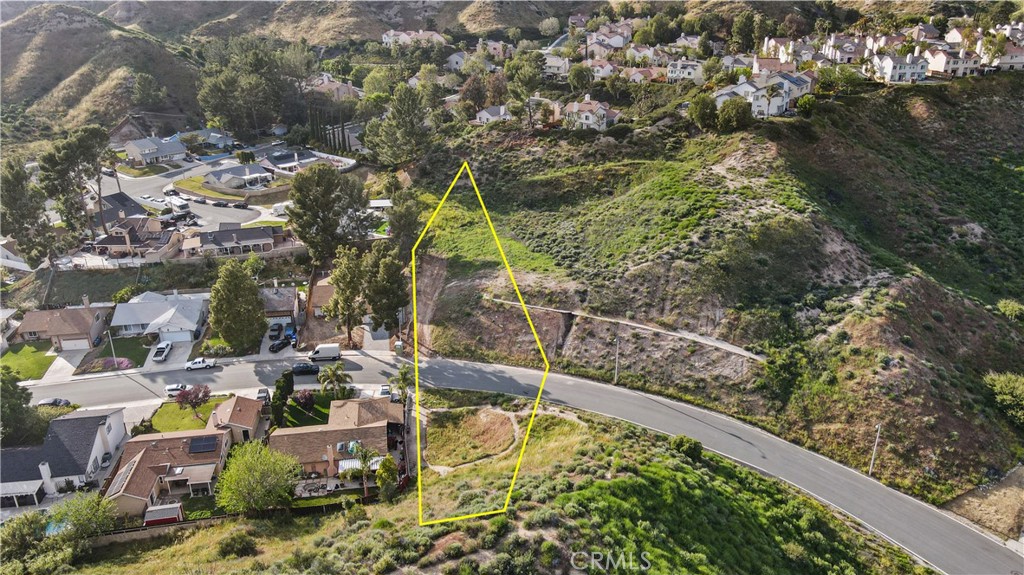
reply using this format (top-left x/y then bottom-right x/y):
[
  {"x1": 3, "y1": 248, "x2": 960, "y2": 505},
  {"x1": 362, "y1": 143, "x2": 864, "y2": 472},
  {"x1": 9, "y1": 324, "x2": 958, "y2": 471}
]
[{"x1": 29, "y1": 355, "x2": 1023, "y2": 574}]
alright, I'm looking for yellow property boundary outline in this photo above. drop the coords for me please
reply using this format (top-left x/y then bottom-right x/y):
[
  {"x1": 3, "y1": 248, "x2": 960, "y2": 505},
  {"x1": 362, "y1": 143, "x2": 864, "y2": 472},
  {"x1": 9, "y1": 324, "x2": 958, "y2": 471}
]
[{"x1": 411, "y1": 161, "x2": 550, "y2": 526}]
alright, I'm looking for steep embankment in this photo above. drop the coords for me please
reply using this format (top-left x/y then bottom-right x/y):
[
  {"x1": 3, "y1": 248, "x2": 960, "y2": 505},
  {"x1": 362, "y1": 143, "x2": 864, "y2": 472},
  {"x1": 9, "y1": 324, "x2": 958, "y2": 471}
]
[
  {"x1": 0, "y1": 3, "x2": 200, "y2": 147},
  {"x1": 417, "y1": 75, "x2": 1024, "y2": 510}
]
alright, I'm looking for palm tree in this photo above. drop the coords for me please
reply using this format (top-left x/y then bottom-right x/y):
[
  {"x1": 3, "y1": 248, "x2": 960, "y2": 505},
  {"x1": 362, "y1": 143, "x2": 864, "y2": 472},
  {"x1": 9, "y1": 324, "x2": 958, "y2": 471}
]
[
  {"x1": 389, "y1": 364, "x2": 414, "y2": 405},
  {"x1": 318, "y1": 362, "x2": 353, "y2": 399},
  {"x1": 354, "y1": 444, "x2": 379, "y2": 499},
  {"x1": 762, "y1": 83, "x2": 782, "y2": 118}
]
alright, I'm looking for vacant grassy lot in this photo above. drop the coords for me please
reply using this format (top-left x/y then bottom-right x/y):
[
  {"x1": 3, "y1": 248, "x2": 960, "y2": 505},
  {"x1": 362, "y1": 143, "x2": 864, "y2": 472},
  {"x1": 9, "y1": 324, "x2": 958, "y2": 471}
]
[
  {"x1": 150, "y1": 397, "x2": 228, "y2": 432},
  {"x1": 426, "y1": 407, "x2": 516, "y2": 467},
  {"x1": 284, "y1": 393, "x2": 332, "y2": 427},
  {"x1": 1, "y1": 341, "x2": 56, "y2": 380}
]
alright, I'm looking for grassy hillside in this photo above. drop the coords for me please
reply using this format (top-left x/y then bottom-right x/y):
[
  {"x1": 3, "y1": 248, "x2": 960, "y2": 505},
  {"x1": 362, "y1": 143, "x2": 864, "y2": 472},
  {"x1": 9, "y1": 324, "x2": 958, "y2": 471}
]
[
  {"x1": 71, "y1": 390, "x2": 926, "y2": 575},
  {"x1": 0, "y1": 3, "x2": 200, "y2": 148},
  {"x1": 413, "y1": 75, "x2": 1024, "y2": 507}
]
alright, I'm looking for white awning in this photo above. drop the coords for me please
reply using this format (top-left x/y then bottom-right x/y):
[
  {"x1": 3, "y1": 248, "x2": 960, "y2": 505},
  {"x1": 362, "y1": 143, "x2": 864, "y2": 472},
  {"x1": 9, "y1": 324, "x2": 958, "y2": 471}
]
[
  {"x1": 1, "y1": 479, "x2": 44, "y2": 497},
  {"x1": 336, "y1": 456, "x2": 383, "y2": 472}
]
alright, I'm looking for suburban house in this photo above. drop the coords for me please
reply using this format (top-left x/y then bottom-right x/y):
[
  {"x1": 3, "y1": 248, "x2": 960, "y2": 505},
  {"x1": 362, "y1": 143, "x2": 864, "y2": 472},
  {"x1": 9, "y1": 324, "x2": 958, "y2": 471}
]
[
  {"x1": 207, "y1": 395, "x2": 269, "y2": 443},
  {"x1": 543, "y1": 55, "x2": 571, "y2": 79},
  {"x1": 90, "y1": 192, "x2": 147, "y2": 229},
  {"x1": 562, "y1": 94, "x2": 620, "y2": 131},
  {"x1": 479, "y1": 39, "x2": 513, "y2": 61},
  {"x1": 476, "y1": 105, "x2": 512, "y2": 124},
  {"x1": 587, "y1": 59, "x2": 618, "y2": 79},
  {"x1": 624, "y1": 67, "x2": 665, "y2": 83},
  {"x1": 268, "y1": 397, "x2": 403, "y2": 477},
  {"x1": 528, "y1": 92, "x2": 562, "y2": 124},
  {"x1": 260, "y1": 286, "x2": 299, "y2": 324},
  {"x1": 823, "y1": 34, "x2": 864, "y2": 64},
  {"x1": 1, "y1": 408, "x2": 126, "y2": 509},
  {"x1": 174, "y1": 128, "x2": 234, "y2": 150},
  {"x1": 944, "y1": 27, "x2": 972, "y2": 45},
  {"x1": 675, "y1": 33, "x2": 701, "y2": 49},
  {"x1": 983, "y1": 41, "x2": 1024, "y2": 71},
  {"x1": 105, "y1": 429, "x2": 232, "y2": 518},
  {"x1": 720, "y1": 54, "x2": 753, "y2": 71},
  {"x1": 586, "y1": 40, "x2": 617, "y2": 60},
  {"x1": 14, "y1": 302, "x2": 111, "y2": 350},
  {"x1": 110, "y1": 291, "x2": 208, "y2": 343},
  {"x1": 924, "y1": 47, "x2": 983, "y2": 78},
  {"x1": 381, "y1": 29, "x2": 445, "y2": 47},
  {"x1": 124, "y1": 137, "x2": 187, "y2": 166},
  {"x1": 446, "y1": 51, "x2": 468, "y2": 72},
  {"x1": 869, "y1": 51, "x2": 928, "y2": 84},
  {"x1": 902, "y1": 22, "x2": 941, "y2": 41},
  {"x1": 713, "y1": 71, "x2": 814, "y2": 118},
  {"x1": 309, "y1": 72, "x2": 364, "y2": 100},
  {"x1": 204, "y1": 164, "x2": 274, "y2": 189},
  {"x1": 667, "y1": 59, "x2": 703, "y2": 83},
  {"x1": 93, "y1": 216, "x2": 185, "y2": 261},
  {"x1": 752, "y1": 56, "x2": 797, "y2": 74},
  {"x1": 308, "y1": 277, "x2": 334, "y2": 318},
  {"x1": 180, "y1": 223, "x2": 288, "y2": 258},
  {"x1": 865, "y1": 33, "x2": 907, "y2": 53}
]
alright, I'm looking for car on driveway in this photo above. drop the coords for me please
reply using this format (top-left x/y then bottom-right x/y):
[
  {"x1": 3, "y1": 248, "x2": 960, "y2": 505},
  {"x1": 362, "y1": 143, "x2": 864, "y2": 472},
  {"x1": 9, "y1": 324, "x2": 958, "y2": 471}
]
[
  {"x1": 212, "y1": 200, "x2": 229, "y2": 207},
  {"x1": 141, "y1": 194, "x2": 153, "y2": 201},
  {"x1": 232, "y1": 202, "x2": 249, "y2": 209},
  {"x1": 165, "y1": 383, "x2": 193, "y2": 397},
  {"x1": 37, "y1": 398, "x2": 71, "y2": 407},
  {"x1": 152, "y1": 341, "x2": 173, "y2": 362},
  {"x1": 379, "y1": 384, "x2": 391, "y2": 397},
  {"x1": 269, "y1": 338, "x2": 290, "y2": 353},
  {"x1": 163, "y1": 189, "x2": 179, "y2": 196},
  {"x1": 184, "y1": 357, "x2": 216, "y2": 371},
  {"x1": 292, "y1": 362, "x2": 320, "y2": 376},
  {"x1": 283, "y1": 324, "x2": 296, "y2": 340},
  {"x1": 268, "y1": 324, "x2": 283, "y2": 340},
  {"x1": 256, "y1": 388, "x2": 271, "y2": 403}
]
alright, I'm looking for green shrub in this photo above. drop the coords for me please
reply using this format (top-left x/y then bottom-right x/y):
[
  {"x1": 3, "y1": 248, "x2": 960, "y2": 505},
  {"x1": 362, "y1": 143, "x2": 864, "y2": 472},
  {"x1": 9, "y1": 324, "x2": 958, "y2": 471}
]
[
  {"x1": 218, "y1": 530, "x2": 257, "y2": 558},
  {"x1": 670, "y1": 435, "x2": 703, "y2": 462},
  {"x1": 796, "y1": 94, "x2": 816, "y2": 117}
]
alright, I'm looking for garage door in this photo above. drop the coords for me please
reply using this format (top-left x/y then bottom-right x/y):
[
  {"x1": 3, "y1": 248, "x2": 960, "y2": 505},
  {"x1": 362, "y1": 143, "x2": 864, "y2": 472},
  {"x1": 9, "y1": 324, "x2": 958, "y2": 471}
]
[
  {"x1": 160, "y1": 330, "x2": 194, "y2": 343},
  {"x1": 60, "y1": 338, "x2": 91, "y2": 350},
  {"x1": 268, "y1": 317, "x2": 292, "y2": 326}
]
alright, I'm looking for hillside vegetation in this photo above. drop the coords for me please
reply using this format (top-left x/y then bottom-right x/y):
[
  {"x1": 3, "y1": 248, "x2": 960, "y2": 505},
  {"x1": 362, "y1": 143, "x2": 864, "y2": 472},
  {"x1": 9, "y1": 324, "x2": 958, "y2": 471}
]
[
  {"x1": 0, "y1": 3, "x2": 200, "y2": 149},
  {"x1": 414, "y1": 74, "x2": 1024, "y2": 506},
  {"x1": 71, "y1": 390, "x2": 926, "y2": 575}
]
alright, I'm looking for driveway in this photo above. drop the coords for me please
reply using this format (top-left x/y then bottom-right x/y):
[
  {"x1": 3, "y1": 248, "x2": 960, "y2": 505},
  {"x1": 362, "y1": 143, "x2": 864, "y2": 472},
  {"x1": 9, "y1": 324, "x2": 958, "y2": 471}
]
[
  {"x1": 141, "y1": 340, "x2": 194, "y2": 372},
  {"x1": 39, "y1": 350, "x2": 88, "y2": 383}
]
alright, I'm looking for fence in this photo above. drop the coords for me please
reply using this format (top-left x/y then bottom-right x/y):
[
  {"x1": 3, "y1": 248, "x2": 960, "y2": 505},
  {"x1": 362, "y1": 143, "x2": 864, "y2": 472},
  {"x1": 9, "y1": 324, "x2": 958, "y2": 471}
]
[{"x1": 89, "y1": 515, "x2": 234, "y2": 548}]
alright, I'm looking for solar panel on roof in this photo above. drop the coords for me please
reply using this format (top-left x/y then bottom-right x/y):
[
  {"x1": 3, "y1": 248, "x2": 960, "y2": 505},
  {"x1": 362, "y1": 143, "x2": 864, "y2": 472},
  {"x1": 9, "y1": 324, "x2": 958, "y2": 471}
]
[
  {"x1": 109, "y1": 459, "x2": 136, "y2": 493},
  {"x1": 188, "y1": 436, "x2": 217, "y2": 454}
]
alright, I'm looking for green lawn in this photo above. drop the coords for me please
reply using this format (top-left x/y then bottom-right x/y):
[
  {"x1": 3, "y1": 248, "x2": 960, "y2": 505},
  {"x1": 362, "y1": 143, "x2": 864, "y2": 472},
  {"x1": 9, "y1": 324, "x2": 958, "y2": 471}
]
[
  {"x1": 242, "y1": 220, "x2": 286, "y2": 228},
  {"x1": 174, "y1": 176, "x2": 243, "y2": 200},
  {"x1": 150, "y1": 397, "x2": 229, "y2": 433},
  {"x1": 1, "y1": 341, "x2": 56, "y2": 380},
  {"x1": 99, "y1": 336, "x2": 151, "y2": 367},
  {"x1": 181, "y1": 495, "x2": 226, "y2": 519},
  {"x1": 284, "y1": 393, "x2": 333, "y2": 427},
  {"x1": 117, "y1": 164, "x2": 169, "y2": 177}
]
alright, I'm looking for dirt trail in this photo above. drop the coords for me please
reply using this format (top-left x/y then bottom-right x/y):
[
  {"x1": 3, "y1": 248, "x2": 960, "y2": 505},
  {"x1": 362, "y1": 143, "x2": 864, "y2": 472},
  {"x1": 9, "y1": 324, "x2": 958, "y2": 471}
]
[{"x1": 412, "y1": 254, "x2": 447, "y2": 355}]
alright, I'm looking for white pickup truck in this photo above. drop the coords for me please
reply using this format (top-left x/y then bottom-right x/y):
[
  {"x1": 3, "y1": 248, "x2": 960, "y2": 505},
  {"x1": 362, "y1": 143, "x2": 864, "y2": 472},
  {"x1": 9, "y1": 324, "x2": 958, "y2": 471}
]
[{"x1": 184, "y1": 357, "x2": 217, "y2": 371}]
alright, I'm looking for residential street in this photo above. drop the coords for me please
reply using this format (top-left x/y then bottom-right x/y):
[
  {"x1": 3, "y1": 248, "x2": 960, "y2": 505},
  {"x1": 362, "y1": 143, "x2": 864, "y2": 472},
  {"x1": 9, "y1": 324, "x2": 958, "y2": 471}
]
[{"x1": 26, "y1": 354, "x2": 1024, "y2": 575}]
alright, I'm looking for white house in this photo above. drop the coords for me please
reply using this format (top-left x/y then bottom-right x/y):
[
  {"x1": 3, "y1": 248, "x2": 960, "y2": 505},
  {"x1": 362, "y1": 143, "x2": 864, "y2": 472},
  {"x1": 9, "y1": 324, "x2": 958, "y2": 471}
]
[
  {"x1": 476, "y1": 105, "x2": 512, "y2": 124},
  {"x1": 446, "y1": 51, "x2": 468, "y2": 72},
  {"x1": 544, "y1": 55, "x2": 571, "y2": 79},
  {"x1": 823, "y1": 34, "x2": 864, "y2": 64},
  {"x1": 924, "y1": 47, "x2": 982, "y2": 77},
  {"x1": 983, "y1": 41, "x2": 1024, "y2": 71},
  {"x1": 562, "y1": 94, "x2": 620, "y2": 131},
  {"x1": 124, "y1": 137, "x2": 187, "y2": 166},
  {"x1": 667, "y1": 59, "x2": 703, "y2": 83},
  {"x1": 381, "y1": 29, "x2": 445, "y2": 47},
  {"x1": 869, "y1": 51, "x2": 928, "y2": 84},
  {"x1": 1, "y1": 408, "x2": 126, "y2": 508},
  {"x1": 587, "y1": 59, "x2": 618, "y2": 79},
  {"x1": 713, "y1": 71, "x2": 814, "y2": 118},
  {"x1": 110, "y1": 291, "x2": 208, "y2": 342}
]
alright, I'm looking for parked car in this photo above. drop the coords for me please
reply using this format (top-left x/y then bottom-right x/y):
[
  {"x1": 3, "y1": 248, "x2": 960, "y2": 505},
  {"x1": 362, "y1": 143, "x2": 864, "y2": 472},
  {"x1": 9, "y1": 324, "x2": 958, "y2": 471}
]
[
  {"x1": 101, "y1": 167, "x2": 116, "y2": 176},
  {"x1": 268, "y1": 324, "x2": 283, "y2": 340},
  {"x1": 268, "y1": 338, "x2": 290, "y2": 353},
  {"x1": 140, "y1": 194, "x2": 153, "y2": 201},
  {"x1": 37, "y1": 398, "x2": 71, "y2": 407},
  {"x1": 292, "y1": 362, "x2": 320, "y2": 376},
  {"x1": 271, "y1": 140, "x2": 286, "y2": 146},
  {"x1": 379, "y1": 384, "x2": 391, "y2": 397},
  {"x1": 184, "y1": 357, "x2": 216, "y2": 371},
  {"x1": 152, "y1": 341, "x2": 173, "y2": 362},
  {"x1": 231, "y1": 202, "x2": 249, "y2": 209},
  {"x1": 256, "y1": 388, "x2": 271, "y2": 403},
  {"x1": 100, "y1": 453, "x2": 113, "y2": 468},
  {"x1": 308, "y1": 343, "x2": 340, "y2": 362},
  {"x1": 283, "y1": 324, "x2": 296, "y2": 340},
  {"x1": 164, "y1": 383, "x2": 193, "y2": 397},
  {"x1": 153, "y1": 198, "x2": 166, "y2": 205},
  {"x1": 163, "y1": 189, "x2": 180, "y2": 196},
  {"x1": 192, "y1": 196, "x2": 207, "y2": 204},
  {"x1": 232, "y1": 142, "x2": 245, "y2": 150},
  {"x1": 211, "y1": 200, "x2": 229, "y2": 207}
]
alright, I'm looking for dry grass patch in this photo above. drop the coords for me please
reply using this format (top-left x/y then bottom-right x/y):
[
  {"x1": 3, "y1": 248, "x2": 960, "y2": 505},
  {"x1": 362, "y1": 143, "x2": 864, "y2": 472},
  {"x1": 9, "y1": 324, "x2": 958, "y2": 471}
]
[{"x1": 425, "y1": 407, "x2": 515, "y2": 467}]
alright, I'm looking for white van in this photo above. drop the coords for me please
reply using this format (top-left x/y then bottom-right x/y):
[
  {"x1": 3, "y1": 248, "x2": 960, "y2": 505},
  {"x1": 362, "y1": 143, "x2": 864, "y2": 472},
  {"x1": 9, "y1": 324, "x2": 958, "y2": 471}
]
[{"x1": 308, "y1": 343, "x2": 340, "y2": 362}]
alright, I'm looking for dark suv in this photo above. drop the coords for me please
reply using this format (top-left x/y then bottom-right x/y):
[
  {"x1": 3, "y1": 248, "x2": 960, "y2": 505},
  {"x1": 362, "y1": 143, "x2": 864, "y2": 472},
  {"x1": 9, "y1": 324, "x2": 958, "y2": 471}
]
[{"x1": 292, "y1": 362, "x2": 320, "y2": 376}]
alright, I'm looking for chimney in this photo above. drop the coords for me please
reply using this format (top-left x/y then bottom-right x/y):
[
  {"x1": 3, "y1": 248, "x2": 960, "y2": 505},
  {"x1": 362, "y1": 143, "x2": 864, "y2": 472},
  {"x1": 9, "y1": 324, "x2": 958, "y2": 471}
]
[
  {"x1": 232, "y1": 233, "x2": 238, "y2": 244},
  {"x1": 173, "y1": 288, "x2": 179, "y2": 296},
  {"x1": 39, "y1": 462, "x2": 54, "y2": 494},
  {"x1": 976, "y1": 39, "x2": 984, "y2": 54},
  {"x1": 906, "y1": 53, "x2": 913, "y2": 64},
  {"x1": 583, "y1": 93, "x2": 591, "y2": 101},
  {"x1": 82, "y1": 294, "x2": 91, "y2": 308},
  {"x1": 273, "y1": 278, "x2": 279, "y2": 288},
  {"x1": 914, "y1": 45, "x2": 921, "y2": 57},
  {"x1": 958, "y1": 47, "x2": 966, "y2": 59},
  {"x1": 118, "y1": 209, "x2": 126, "y2": 219}
]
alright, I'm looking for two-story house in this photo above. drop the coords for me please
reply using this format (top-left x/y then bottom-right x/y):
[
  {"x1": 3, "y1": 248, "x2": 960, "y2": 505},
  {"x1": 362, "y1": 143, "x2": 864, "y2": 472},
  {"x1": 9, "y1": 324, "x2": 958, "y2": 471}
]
[{"x1": 562, "y1": 94, "x2": 621, "y2": 131}]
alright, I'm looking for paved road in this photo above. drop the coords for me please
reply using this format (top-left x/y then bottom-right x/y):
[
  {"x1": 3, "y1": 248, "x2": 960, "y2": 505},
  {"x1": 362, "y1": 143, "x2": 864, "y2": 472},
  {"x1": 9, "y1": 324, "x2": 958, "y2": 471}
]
[{"x1": 30, "y1": 355, "x2": 1022, "y2": 575}]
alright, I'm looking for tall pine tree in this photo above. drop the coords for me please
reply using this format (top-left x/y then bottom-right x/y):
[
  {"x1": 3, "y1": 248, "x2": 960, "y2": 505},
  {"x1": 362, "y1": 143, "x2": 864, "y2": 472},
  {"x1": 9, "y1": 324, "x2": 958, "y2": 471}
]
[
  {"x1": 209, "y1": 259, "x2": 267, "y2": 353},
  {"x1": 323, "y1": 246, "x2": 367, "y2": 345}
]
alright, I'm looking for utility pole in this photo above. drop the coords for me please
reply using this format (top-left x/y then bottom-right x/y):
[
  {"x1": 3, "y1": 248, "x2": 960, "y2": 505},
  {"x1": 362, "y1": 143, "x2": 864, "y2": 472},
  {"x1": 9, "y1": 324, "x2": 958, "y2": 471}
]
[
  {"x1": 868, "y1": 423, "x2": 882, "y2": 477},
  {"x1": 613, "y1": 335, "x2": 620, "y2": 385},
  {"x1": 107, "y1": 330, "x2": 119, "y2": 370}
]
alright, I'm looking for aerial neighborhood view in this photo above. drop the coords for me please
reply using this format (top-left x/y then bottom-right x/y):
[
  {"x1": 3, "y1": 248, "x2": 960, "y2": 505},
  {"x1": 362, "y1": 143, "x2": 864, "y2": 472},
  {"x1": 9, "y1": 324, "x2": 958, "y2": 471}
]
[{"x1": 1, "y1": 0, "x2": 1024, "y2": 574}]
